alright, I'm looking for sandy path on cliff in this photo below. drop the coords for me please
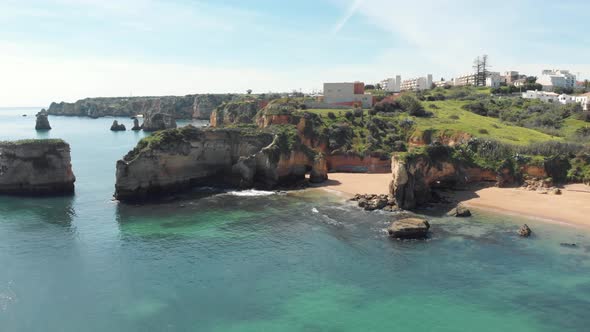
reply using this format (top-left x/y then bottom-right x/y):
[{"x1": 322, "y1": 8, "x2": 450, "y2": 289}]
[{"x1": 314, "y1": 173, "x2": 590, "y2": 228}]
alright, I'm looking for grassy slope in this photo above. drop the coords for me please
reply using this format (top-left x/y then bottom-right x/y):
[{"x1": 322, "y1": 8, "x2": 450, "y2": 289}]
[
  {"x1": 307, "y1": 103, "x2": 557, "y2": 146},
  {"x1": 414, "y1": 100, "x2": 559, "y2": 145}
]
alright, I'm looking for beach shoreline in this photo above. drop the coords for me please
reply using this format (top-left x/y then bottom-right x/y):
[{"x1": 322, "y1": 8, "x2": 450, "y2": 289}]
[{"x1": 312, "y1": 173, "x2": 590, "y2": 229}]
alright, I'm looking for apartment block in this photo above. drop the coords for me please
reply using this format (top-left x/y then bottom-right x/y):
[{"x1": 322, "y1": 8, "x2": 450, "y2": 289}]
[
  {"x1": 323, "y1": 82, "x2": 374, "y2": 108},
  {"x1": 537, "y1": 69, "x2": 577, "y2": 91}
]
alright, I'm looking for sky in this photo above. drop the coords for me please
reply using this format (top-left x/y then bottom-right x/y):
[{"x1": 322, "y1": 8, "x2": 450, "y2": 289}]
[{"x1": 0, "y1": 0, "x2": 589, "y2": 106}]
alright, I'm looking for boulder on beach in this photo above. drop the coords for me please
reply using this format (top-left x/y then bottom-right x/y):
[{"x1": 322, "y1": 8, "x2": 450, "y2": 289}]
[
  {"x1": 110, "y1": 120, "x2": 126, "y2": 131},
  {"x1": 518, "y1": 224, "x2": 532, "y2": 237},
  {"x1": 447, "y1": 205, "x2": 472, "y2": 217},
  {"x1": 35, "y1": 110, "x2": 51, "y2": 130},
  {"x1": 387, "y1": 218, "x2": 431, "y2": 239}
]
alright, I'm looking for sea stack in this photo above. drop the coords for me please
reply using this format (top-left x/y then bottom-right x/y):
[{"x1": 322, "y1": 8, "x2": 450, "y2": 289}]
[
  {"x1": 131, "y1": 118, "x2": 142, "y2": 131},
  {"x1": 35, "y1": 110, "x2": 52, "y2": 130},
  {"x1": 110, "y1": 120, "x2": 126, "y2": 131},
  {"x1": 0, "y1": 139, "x2": 76, "y2": 195}
]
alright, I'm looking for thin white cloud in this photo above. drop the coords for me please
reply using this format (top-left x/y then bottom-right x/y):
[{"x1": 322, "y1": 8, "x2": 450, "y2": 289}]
[{"x1": 332, "y1": 0, "x2": 365, "y2": 33}]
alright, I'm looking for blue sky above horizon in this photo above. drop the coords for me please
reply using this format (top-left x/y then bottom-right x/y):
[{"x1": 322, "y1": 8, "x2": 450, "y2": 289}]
[{"x1": 0, "y1": 0, "x2": 589, "y2": 106}]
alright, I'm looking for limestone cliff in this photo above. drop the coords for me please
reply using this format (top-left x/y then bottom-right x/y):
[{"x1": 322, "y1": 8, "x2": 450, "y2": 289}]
[
  {"x1": 141, "y1": 99, "x2": 178, "y2": 131},
  {"x1": 389, "y1": 151, "x2": 497, "y2": 209},
  {"x1": 0, "y1": 139, "x2": 76, "y2": 195},
  {"x1": 115, "y1": 126, "x2": 327, "y2": 202},
  {"x1": 193, "y1": 94, "x2": 236, "y2": 120},
  {"x1": 47, "y1": 94, "x2": 234, "y2": 119}
]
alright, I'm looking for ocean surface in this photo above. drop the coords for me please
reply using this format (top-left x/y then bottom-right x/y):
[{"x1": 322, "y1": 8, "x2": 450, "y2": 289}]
[{"x1": 1, "y1": 107, "x2": 590, "y2": 332}]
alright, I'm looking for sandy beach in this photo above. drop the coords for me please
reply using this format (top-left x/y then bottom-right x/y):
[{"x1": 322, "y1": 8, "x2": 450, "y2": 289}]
[{"x1": 317, "y1": 173, "x2": 590, "y2": 228}]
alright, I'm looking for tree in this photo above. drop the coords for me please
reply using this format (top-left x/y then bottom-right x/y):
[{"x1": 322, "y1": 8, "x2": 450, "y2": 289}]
[
  {"x1": 375, "y1": 83, "x2": 382, "y2": 90},
  {"x1": 473, "y1": 55, "x2": 490, "y2": 87},
  {"x1": 365, "y1": 84, "x2": 375, "y2": 90},
  {"x1": 584, "y1": 80, "x2": 590, "y2": 89},
  {"x1": 247, "y1": 89, "x2": 252, "y2": 95},
  {"x1": 526, "y1": 76, "x2": 537, "y2": 84}
]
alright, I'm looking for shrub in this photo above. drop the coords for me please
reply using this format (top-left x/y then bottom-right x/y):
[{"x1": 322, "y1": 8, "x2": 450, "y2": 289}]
[
  {"x1": 399, "y1": 95, "x2": 427, "y2": 117},
  {"x1": 344, "y1": 111, "x2": 354, "y2": 121},
  {"x1": 478, "y1": 129, "x2": 489, "y2": 135},
  {"x1": 327, "y1": 112, "x2": 336, "y2": 120},
  {"x1": 353, "y1": 108, "x2": 363, "y2": 118},
  {"x1": 449, "y1": 115, "x2": 460, "y2": 120}
]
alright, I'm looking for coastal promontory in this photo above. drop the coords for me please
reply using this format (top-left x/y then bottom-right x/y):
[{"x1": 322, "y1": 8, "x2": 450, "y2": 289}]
[
  {"x1": 0, "y1": 139, "x2": 76, "y2": 195},
  {"x1": 115, "y1": 125, "x2": 327, "y2": 201}
]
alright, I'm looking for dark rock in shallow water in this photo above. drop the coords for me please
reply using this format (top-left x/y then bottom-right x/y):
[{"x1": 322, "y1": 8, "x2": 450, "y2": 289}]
[
  {"x1": 0, "y1": 139, "x2": 76, "y2": 195},
  {"x1": 447, "y1": 205, "x2": 472, "y2": 217},
  {"x1": 518, "y1": 224, "x2": 532, "y2": 237},
  {"x1": 110, "y1": 120, "x2": 126, "y2": 131},
  {"x1": 35, "y1": 110, "x2": 51, "y2": 130},
  {"x1": 388, "y1": 218, "x2": 430, "y2": 239},
  {"x1": 560, "y1": 243, "x2": 577, "y2": 248}
]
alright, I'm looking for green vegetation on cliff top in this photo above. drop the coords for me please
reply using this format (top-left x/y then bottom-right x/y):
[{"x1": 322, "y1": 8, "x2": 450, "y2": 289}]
[{"x1": 0, "y1": 138, "x2": 67, "y2": 146}]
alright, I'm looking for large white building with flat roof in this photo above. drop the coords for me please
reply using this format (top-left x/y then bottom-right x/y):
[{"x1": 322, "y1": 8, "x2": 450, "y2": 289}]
[
  {"x1": 537, "y1": 69, "x2": 576, "y2": 91},
  {"x1": 400, "y1": 74, "x2": 433, "y2": 91}
]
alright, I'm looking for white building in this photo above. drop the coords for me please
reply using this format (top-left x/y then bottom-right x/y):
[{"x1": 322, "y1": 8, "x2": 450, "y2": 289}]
[
  {"x1": 575, "y1": 92, "x2": 590, "y2": 111},
  {"x1": 323, "y1": 82, "x2": 374, "y2": 108},
  {"x1": 400, "y1": 74, "x2": 433, "y2": 91},
  {"x1": 522, "y1": 90, "x2": 560, "y2": 103},
  {"x1": 453, "y1": 74, "x2": 477, "y2": 86},
  {"x1": 537, "y1": 69, "x2": 577, "y2": 91},
  {"x1": 486, "y1": 72, "x2": 506, "y2": 88},
  {"x1": 380, "y1": 75, "x2": 401, "y2": 92}
]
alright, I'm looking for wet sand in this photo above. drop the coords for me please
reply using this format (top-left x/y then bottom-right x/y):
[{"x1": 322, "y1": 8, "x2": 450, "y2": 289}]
[{"x1": 315, "y1": 173, "x2": 391, "y2": 197}]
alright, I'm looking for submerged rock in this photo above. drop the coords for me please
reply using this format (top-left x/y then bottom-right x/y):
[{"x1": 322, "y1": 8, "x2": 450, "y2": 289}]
[
  {"x1": 387, "y1": 218, "x2": 431, "y2": 239},
  {"x1": 0, "y1": 139, "x2": 76, "y2": 195},
  {"x1": 35, "y1": 110, "x2": 51, "y2": 130},
  {"x1": 518, "y1": 224, "x2": 532, "y2": 237},
  {"x1": 447, "y1": 205, "x2": 472, "y2": 217},
  {"x1": 110, "y1": 120, "x2": 126, "y2": 131}
]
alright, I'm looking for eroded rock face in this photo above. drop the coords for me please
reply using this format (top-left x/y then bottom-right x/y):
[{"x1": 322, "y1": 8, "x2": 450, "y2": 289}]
[
  {"x1": 193, "y1": 94, "x2": 236, "y2": 120},
  {"x1": 0, "y1": 140, "x2": 75, "y2": 195},
  {"x1": 115, "y1": 126, "x2": 327, "y2": 202},
  {"x1": 110, "y1": 120, "x2": 126, "y2": 131},
  {"x1": 388, "y1": 218, "x2": 430, "y2": 239},
  {"x1": 142, "y1": 113, "x2": 177, "y2": 132},
  {"x1": 389, "y1": 154, "x2": 499, "y2": 210},
  {"x1": 35, "y1": 110, "x2": 51, "y2": 130}
]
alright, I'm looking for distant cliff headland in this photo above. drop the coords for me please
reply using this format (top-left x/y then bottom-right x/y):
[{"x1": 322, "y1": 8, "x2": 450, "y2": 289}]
[{"x1": 46, "y1": 94, "x2": 238, "y2": 120}]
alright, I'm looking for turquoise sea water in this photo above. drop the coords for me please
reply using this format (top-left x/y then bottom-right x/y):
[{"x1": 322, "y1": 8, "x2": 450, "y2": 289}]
[{"x1": 1, "y1": 108, "x2": 589, "y2": 332}]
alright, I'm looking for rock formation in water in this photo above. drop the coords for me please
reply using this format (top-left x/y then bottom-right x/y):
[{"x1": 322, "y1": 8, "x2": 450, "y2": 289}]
[
  {"x1": 114, "y1": 125, "x2": 327, "y2": 202},
  {"x1": 0, "y1": 139, "x2": 76, "y2": 195},
  {"x1": 518, "y1": 224, "x2": 532, "y2": 237},
  {"x1": 131, "y1": 118, "x2": 142, "y2": 131},
  {"x1": 110, "y1": 120, "x2": 126, "y2": 131},
  {"x1": 35, "y1": 110, "x2": 51, "y2": 130},
  {"x1": 447, "y1": 205, "x2": 472, "y2": 217},
  {"x1": 388, "y1": 218, "x2": 430, "y2": 239}
]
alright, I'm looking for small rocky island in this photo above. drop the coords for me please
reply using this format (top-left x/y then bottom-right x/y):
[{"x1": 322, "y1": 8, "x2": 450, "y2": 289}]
[
  {"x1": 0, "y1": 139, "x2": 76, "y2": 195},
  {"x1": 35, "y1": 110, "x2": 52, "y2": 130},
  {"x1": 110, "y1": 120, "x2": 126, "y2": 131}
]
